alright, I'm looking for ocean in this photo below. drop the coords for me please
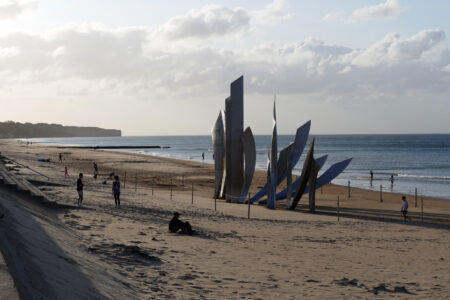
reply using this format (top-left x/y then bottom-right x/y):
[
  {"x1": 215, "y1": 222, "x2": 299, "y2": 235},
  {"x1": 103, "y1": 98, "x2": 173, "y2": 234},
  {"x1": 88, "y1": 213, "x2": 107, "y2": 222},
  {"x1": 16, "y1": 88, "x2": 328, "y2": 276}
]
[{"x1": 28, "y1": 134, "x2": 450, "y2": 200}]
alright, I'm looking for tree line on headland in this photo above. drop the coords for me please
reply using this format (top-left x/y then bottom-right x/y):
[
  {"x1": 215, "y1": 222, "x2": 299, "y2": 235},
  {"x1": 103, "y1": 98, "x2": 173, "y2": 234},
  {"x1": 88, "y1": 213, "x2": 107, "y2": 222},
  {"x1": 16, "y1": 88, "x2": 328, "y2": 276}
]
[{"x1": 0, "y1": 121, "x2": 121, "y2": 138}]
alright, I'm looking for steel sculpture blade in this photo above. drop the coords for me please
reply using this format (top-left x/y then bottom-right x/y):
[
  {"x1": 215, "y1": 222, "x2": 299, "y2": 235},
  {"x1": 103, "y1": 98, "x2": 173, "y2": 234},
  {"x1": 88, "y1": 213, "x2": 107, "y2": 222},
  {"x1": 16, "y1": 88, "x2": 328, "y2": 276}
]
[
  {"x1": 290, "y1": 138, "x2": 315, "y2": 210},
  {"x1": 276, "y1": 155, "x2": 328, "y2": 200},
  {"x1": 250, "y1": 121, "x2": 311, "y2": 204},
  {"x1": 267, "y1": 99, "x2": 277, "y2": 209},
  {"x1": 225, "y1": 76, "x2": 244, "y2": 203},
  {"x1": 212, "y1": 111, "x2": 225, "y2": 199},
  {"x1": 277, "y1": 143, "x2": 294, "y2": 184},
  {"x1": 304, "y1": 158, "x2": 353, "y2": 194},
  {"x1": 308, "y1": 159, "x2": 320, "y2": 212},
  {"x1": 240, "y1": 127, "x2": 256, "y2": 202}
]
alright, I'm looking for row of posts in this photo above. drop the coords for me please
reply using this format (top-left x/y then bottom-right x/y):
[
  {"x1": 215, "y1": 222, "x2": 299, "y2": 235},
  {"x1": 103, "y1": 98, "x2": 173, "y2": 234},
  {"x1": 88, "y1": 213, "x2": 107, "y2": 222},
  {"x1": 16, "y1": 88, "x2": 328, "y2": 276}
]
[{"x1": 122, "y1": 175, "x2": 427, "y2": 222}]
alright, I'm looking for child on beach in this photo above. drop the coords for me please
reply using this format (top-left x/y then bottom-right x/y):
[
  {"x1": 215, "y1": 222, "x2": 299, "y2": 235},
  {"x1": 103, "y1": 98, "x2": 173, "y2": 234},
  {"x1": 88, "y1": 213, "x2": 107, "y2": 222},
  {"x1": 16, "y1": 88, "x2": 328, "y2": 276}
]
[
  {"x1": 112, "y1": 175, "x2": 121, "y2": 208},
  {"x1": 77, "y1": 173, "x2": 84, "y2": 207}
]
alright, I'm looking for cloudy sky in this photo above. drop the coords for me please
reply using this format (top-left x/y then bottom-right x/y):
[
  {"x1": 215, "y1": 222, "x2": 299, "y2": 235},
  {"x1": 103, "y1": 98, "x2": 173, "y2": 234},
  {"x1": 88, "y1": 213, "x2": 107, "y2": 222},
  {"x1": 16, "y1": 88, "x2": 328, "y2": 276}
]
[{"x1": 1, "y1": 0, "x2": 449, "y2": 135}]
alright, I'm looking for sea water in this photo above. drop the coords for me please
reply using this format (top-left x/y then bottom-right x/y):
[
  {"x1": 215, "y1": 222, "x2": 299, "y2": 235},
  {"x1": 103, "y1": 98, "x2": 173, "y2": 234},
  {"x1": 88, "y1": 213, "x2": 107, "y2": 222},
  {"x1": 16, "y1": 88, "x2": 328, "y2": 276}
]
[{"x1": 29, "y1": 134, "x2": 450, "y2": 199}]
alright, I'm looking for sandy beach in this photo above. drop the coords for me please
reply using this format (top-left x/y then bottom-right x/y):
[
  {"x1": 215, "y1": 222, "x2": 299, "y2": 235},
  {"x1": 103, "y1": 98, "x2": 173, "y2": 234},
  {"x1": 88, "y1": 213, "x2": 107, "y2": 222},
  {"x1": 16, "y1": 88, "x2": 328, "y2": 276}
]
[{"x1": 0, "y1": 139, "x2": 449, "y2": 299}]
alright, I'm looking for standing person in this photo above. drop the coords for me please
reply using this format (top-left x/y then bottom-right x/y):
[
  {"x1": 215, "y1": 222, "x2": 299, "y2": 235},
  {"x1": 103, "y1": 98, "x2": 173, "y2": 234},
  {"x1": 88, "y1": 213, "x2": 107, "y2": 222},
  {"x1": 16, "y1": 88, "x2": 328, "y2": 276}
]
[
  {"x1": 202, "y1": 152, "x2": 205, "y2": 160},
  {"x1": 64, "y1": 166, "x2": 68, "y2": 177},
  {"x1": 370, "y1": 170, "x2": 373, "y2": 186},
  {"x1": 93, "y1": 162, "x2": 98, "y2": 179},
  {"x1": 401, "y1": 196, "x2": 410, "y2": 223},
  {"x1": 112, "y1": 175, "x2": 121, "y2": 208},
  {"x1": 76, "y1": 173, "x2": 84, "y2": 207},
  {"x1": 59, "y1": 153, "x2": 63, "y2": 163},
  {"x1": 390, "y1": 174, "x2": 394, "y2": 187}
]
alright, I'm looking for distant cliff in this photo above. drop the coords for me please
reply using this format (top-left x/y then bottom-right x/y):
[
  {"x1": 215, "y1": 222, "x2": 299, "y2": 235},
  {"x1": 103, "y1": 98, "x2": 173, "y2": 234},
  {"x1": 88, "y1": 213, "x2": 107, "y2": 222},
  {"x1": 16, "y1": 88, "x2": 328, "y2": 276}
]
[{"x1": 0, "y1": 121, "x2": 121, "y2": 138}]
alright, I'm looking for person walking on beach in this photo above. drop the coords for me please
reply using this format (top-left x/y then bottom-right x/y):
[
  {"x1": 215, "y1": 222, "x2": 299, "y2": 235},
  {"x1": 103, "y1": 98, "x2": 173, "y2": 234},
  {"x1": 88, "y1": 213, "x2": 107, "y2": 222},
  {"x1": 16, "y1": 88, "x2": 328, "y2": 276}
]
[
  {"x1": 169, "y1": 212, "x2": 193, "y2": 235},
  {"x1": 64, "y1": 166, "x2": 68, "y2": 177},
  {"x1": 401, "y1": 196, "x2": 410, "y2": 223},
  {"x1": 202, "y1": 152, "x2": 205, "y2": 160},
  {"x1": 93, "y1": 162, "x2": 98, "y2": 179},
  {"x1": 59, "y1": 153, "x2": 62, "y2": 163},
  {"x1": 390, "y1": 174, "x2": 394, "y2": 187},
  {"x1": 370, "y1": 170, "x2": 373, "y2": 186},
  {"x1": 77, "y1": 173, "x2": 84, "y2": 207},
  {"x1": 112, "y1": 175, "x2": 121, "y2": 208}
]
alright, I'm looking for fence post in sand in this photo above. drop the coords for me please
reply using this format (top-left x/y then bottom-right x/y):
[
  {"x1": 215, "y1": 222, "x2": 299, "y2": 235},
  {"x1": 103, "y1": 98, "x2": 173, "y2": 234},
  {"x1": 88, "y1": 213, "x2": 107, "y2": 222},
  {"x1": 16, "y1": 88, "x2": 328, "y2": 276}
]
[
  {"x1": 379, "y1": 185, "x2": 383, "y2": 202},
  {"x1": 248, "y1": 193, "x2": 251, "y2": 219},
  {"x1": 421, "y1": 196, "x2": 424, "y2": 222},
  {"x1": 134, "y1": 174, "x2": 137, "y2": 192},
  {"x1": 170, "y1": 178, "x2": 173, "y2": 200},
  {"x1": 337, "y1": 195, "x2": 340, "y2": 222},
  {"x1": 191, "y1": 183, "x2": 194, "y2": 204},
  {"x1": 124, "y1": 172, "x2": 127, "y2": 188},
  {"x1": 347, "y1": 181, "x2": 351, "y2": 198},
  {"x1": 415, "y1": 188, "x2": 417, "y2": 208}
]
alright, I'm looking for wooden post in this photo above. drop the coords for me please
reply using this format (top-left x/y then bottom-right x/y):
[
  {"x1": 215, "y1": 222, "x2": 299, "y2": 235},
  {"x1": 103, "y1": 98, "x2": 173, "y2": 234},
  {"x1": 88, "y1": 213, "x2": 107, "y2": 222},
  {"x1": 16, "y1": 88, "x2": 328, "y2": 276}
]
[
  {"x1": 421, "y1": 196, "x2": 424, "y2": 222},
  {"x1": 415, "y1": 188, "x2": 417, "y2": 208},
  {"x1": 191, "y1": 183, "x2": 194, "y2": 204},
  {"x1": 347, "y1": 181, "x2": 351, "y2": 198},
  {"x1": 379, "y1": 184, "x2": 383, "y2": 202},
  {"x1": 337, "y1": 195, "x2": 340, "y2": 222},
  {"x1": 124, "y1": 172, "x2": 127, "y2": 188},
  {"x1": 134, "y1": 173, "x2": 137, "y2": 192},
  {"x1": 170, "y1": 178, "x2": 173, "y2": 200},
  {"x1": 248, "y1": 193, "x2": 251, "y2": 219}
]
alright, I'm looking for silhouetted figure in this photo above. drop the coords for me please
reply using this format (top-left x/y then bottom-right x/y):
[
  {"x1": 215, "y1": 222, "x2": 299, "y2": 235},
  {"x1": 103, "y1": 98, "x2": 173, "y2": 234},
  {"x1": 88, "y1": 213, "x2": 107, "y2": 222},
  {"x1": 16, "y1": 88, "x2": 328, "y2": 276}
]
[
  {"x1": 169, "y1": 212, "x2": 193, "y2": 235},
  {"x1": 77, "y1": 173, "x2": 84, "y2": 207},
  {"x1": 64, "y1": 166, "x2": 68, "y2": 177},
  {"x1": 401, "y1": 196, "x2": 410, "y2": 223},
  {"x1": 390, "y1": 174, "x2": 394, "y2": 187},
  {"x1": 59, "y1": 153, "x2": 62, "y2": 163},
  {"x1": 202, "y1": 152, "x2": 205, "y2": 160},
  {"x1": 93, "y1": 162, "x2": 98, "y2": 179},
  {"x1": 370, "y1": 170, "x2": 373, "y2": 186},
  {"x1": 112, "y1": 175, "x2": 121, "y2": 208}
]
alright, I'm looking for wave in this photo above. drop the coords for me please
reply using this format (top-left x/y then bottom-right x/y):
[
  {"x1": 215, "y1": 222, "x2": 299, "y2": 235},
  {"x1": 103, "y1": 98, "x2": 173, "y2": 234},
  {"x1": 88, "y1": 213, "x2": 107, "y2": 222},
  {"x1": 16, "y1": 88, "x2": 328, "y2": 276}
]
[{"x1": 397, "y1": 174, "x2": 450, "y2": 180}]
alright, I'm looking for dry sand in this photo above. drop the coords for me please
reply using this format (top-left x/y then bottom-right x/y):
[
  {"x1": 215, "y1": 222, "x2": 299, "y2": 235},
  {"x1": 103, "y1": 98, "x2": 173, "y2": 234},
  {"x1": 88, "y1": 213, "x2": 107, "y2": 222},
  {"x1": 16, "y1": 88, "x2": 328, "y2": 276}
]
[{"x1": 0, "y1": 139, "x2": 449, "y2": 299}]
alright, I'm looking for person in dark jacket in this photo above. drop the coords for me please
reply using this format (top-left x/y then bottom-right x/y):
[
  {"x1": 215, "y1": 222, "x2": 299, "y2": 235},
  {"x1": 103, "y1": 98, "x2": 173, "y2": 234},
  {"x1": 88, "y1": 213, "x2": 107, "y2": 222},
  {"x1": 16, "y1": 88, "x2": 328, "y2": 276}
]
[
  {"x1": 112, "y1": 175, "x2": 121, "y2": 208},
  {"x1": 77, "y1": 173, "x2": 84, "y2": 207},
  {"x1": 169, "y1": 212, "x2": 192, "y2": 235}
]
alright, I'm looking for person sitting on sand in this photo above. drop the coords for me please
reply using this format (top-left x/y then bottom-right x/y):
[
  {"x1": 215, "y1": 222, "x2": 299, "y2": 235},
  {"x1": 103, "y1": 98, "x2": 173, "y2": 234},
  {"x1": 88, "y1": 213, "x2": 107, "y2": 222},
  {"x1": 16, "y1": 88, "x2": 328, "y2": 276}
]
[
  {"x1": 169, "y1": 212, "x2": 193, "y2": 235},
  {"x1": 112, "y1": 175, "x2": 121, "y2": 208},
  {"x1": 77, "y1": 173, "x2": 84, "y2": 207},
  {"x1": 401, "y1": 196, "x2": 410, "y2": 223}
]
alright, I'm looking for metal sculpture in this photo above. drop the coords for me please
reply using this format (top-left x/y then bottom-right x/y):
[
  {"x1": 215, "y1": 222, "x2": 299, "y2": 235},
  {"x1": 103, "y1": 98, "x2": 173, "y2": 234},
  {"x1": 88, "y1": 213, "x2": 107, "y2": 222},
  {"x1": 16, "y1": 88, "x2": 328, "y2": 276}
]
[
  {"x1": 290, "y1": 138, "x2": 315, "y2": 210},
  {"x1": 249, "y1": 121, "x2": 311, "y2": 203},
  {"x1": 225, "y1": 76, "x2": 244, "y2": 203},
  {"x1": 240, "y1": 127, "x2": 256, "y2": 201},
  {"x1": 211, "y1": 111, "x2": 225, "y2": 199},
  {"x1": 276, "y1": 155, "x2": 328, "y2": 200},
  {"x1": 267, "y1": 99, "x2": 277, "y2": 209}
]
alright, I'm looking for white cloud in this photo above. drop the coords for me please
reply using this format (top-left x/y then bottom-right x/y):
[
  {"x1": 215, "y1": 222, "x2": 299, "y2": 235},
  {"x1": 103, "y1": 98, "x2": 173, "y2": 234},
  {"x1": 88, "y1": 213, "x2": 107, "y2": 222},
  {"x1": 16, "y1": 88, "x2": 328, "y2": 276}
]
[
  {"x1": 321, "y1": 11, "x2": 345, "y2": 22},
  {"x1": 155, "y1": 5, "x2": 250, "y2": 40},
  {"x1": 0, "y1": 0, "x2": 37, "y2": 20},
  {"x1": 350, "y1": 0, "x2": 403, "y2": 23},
  {"x1": 251, "y1": 0, "x2": 295, "y2": 24},
  {"x1": 0, "y1": 22, "x2": 448, "y2": 107}
]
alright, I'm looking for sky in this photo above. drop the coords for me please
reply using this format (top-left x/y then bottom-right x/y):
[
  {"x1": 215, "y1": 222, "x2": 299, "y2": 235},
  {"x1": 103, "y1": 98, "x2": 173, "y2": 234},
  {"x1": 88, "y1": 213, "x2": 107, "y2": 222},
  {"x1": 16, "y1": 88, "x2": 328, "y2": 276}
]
[{"x1": 0, "y1": 0, "x2": 449, "y2": 135}]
